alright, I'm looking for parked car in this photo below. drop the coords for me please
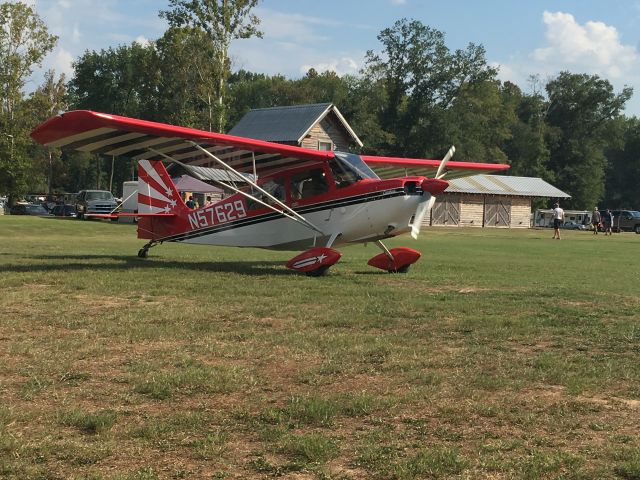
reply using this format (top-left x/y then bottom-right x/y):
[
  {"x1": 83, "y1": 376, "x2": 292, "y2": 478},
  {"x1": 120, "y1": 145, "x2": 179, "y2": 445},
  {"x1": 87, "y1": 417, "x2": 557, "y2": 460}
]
[
  {"x1": 75, "y1": 190, "x2": 118, "y2": 219},
  {"x1": 10, "y1": 203, "x2": 50, "y2": 216},
  {"x1": 50, "y1": 204, "x2": 77, "y2": 217},
  {"x1": 561, "y1": 220, "x2": 586, "y2": 230},
  {"x1": 610, "y1": 210, "x2": 640, "y2": 234}
]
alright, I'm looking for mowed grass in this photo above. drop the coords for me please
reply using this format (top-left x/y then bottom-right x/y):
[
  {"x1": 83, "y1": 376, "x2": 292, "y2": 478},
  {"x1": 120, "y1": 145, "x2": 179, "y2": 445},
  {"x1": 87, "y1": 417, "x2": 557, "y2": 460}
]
[{"x1": 1, "y1": 215, "x2": 639, "y2": 479}]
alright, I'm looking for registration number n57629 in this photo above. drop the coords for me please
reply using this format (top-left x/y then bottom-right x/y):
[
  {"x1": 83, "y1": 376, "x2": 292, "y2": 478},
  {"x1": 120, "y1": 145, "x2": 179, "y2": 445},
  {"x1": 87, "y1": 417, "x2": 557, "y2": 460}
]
[{"x1": 187, "y1": 200, "x2": 247, "y2": 230}]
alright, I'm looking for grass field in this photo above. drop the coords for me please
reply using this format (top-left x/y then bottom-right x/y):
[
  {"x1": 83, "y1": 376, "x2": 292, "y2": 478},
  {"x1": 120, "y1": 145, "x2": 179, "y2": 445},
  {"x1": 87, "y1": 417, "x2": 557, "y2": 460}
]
[{"x1": 1, "y1": 215, "x2": 639, "y2": 479}]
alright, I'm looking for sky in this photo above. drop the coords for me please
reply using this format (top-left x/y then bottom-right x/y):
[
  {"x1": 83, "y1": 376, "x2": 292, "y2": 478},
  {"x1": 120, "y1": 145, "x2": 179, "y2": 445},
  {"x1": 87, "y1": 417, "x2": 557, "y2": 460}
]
[{"x1": 25, "y1": 0, "x2": 640, "y2": 116}]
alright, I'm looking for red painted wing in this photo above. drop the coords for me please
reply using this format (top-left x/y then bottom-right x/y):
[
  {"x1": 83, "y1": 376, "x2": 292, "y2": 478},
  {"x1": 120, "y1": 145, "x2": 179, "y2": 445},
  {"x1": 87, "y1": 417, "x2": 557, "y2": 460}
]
[
  {"x1": 31, "y1": 110, "x2": 331, "y2": 176},
  {"x1": 362, "y1": 155, "x2": 510, "y2": 180}
]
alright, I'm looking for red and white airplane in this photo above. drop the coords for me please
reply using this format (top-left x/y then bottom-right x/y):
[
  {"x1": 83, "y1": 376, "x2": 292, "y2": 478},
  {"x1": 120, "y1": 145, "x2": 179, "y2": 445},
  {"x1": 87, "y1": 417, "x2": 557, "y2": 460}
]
[{"x1": 31, "y1": 110, "x2": 509, "y2": 275}]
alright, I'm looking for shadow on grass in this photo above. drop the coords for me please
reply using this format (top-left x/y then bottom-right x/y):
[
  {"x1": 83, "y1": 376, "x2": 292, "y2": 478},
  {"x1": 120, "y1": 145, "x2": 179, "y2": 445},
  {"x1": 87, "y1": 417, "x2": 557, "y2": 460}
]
[{"x1": 4, "y1": 254, "x2": 293, "y2": 276}]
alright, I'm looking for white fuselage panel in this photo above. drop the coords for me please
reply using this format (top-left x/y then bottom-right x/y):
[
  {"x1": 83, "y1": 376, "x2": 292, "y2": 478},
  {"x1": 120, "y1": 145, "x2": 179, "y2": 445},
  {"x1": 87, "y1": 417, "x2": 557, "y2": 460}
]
[{"x1": 177, "y1": 193, "x2": 428, "y2": 250}]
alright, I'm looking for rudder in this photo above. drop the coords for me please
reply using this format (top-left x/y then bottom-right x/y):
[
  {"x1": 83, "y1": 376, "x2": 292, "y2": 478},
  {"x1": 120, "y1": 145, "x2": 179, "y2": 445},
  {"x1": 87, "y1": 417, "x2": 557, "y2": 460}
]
[
  {"x1": 137, "y1": 160, "x2": 184, "y2": 214},
  {"x1": 137, "y1": 160, "x2": 185, "y2": 240}
]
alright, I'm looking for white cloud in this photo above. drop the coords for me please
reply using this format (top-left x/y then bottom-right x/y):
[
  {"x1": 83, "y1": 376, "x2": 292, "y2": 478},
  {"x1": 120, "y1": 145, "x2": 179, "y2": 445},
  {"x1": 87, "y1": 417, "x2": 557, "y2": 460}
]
[
  {"x1": 301, "y1": 57, "x2": 360, "y2": 76},
  {"x1": 532, "y1": 11, "x2": 638, "y2": 79},
  {"x1": 254, "y1": 9, "x2": 339, "y2": 44},
  {"x1": 134, "y1": 35, "x2": 151, "y2": 47},
  {"x1": 494, "y1": 11, "x2": 640, "y2": 115},
  {"x1": 230, "y1": 8, "x2": 367, "y2": 78},
  {"x1": 391, "y1": 0, "x2": 407, "y2": 4},
  {"x1": 71, "y1": 24, "x2": 81, "y2": 43},
  {"x1": 52, "y1": 47, "x2": 74, "y2": 77}
]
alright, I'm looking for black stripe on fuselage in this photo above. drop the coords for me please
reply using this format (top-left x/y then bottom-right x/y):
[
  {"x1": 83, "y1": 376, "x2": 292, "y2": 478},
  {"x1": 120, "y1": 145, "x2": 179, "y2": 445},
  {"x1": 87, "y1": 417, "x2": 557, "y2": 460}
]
[{"x1": 157, "y1": 187, "x2": 419, "y2": 243}]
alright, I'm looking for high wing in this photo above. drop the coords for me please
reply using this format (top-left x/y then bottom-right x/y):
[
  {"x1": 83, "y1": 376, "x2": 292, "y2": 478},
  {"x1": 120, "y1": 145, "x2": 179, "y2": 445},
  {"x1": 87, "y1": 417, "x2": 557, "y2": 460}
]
[
  {"x1": 31, "y1": 110, "x2": 510, "y2": 180},
  {"x1": 362, "y1": 155, "x2": 510, "y2": 180},
  {"x1": 30, "y1": 110, "x2": 332, "y2": 177}
]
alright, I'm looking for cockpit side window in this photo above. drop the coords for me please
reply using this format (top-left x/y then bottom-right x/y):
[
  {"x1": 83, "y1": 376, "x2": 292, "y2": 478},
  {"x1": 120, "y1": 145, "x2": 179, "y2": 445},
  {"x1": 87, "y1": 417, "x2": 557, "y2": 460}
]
[
  {"x1": 247, "y1": 177, "x2": 286, "y2": 210},
  {"x1": 291, "y1": 168, "x2": 328, "y2": 200},
  {"x1": 329, "y1": 158, "x2": 359, "y2": 188}
]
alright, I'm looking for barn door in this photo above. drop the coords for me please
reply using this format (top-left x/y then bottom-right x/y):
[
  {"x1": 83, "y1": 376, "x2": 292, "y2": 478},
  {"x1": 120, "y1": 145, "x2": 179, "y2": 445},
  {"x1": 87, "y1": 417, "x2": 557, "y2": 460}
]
[
  {"x1": 430, "y1": 195, "x2": 460, "y2": 226},
  {"x1": 484, "y1": 198, "x2": 511, "y2": 227}
]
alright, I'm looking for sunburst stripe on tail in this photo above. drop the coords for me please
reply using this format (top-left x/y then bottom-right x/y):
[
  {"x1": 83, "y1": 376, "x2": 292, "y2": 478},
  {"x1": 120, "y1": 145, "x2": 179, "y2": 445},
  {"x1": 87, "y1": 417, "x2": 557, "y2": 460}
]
[{"x1": 137, "y1": 160, "x2": 184, "y2": 215}]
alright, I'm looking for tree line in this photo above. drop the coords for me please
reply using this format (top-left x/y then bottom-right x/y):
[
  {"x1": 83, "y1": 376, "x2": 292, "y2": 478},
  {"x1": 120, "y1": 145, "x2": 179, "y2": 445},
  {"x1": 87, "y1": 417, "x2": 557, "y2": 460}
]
[{"x1": 1, "y1": 0, "x2": 639, "y2": 211}]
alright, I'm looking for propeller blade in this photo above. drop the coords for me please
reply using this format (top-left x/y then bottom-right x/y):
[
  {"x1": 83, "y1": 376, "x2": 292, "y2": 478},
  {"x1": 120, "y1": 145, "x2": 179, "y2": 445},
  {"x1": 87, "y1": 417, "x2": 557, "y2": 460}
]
[
  {"x1": 434, "y1": 145, "x2": 456, "y2": 179},
  {"x1": 411, "y1": 195, "x2": 436, "y2": 239}
]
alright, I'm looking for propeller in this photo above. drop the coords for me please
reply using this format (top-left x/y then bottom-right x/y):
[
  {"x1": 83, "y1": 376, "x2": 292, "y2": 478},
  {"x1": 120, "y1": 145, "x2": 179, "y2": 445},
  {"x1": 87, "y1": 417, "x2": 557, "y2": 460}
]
[
  {"x1": 410, "y1": 146, "x2": 455, "y2": 239},
  {"x1": 411, "y1": 195, "x2": 436, "y2": 239},
  {"x1": 434, "y1": 145, "x2": 455, "y2": 179}
]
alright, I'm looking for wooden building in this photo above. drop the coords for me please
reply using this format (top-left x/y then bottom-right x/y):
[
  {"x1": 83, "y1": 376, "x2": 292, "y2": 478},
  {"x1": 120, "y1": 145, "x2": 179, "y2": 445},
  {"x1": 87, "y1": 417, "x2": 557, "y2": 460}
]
[
  {"x1": 426, "y1": 175, "x2": 570, "y2": 228},
  {"x1": 228, "y1": 103, "x2": 363, "y2": 151}
]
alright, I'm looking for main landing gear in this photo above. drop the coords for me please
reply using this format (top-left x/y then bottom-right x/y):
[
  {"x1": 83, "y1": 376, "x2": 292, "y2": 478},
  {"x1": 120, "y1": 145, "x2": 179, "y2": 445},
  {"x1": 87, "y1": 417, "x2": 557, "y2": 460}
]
[
  {"x1": 287, "y1": 240, "x2": 422, "y2": 276},
  {"x1": 286, "y1": 247, "x2": 342, "y2": 276},
  {"x1": 367, "y1": 240, "x2": 421, "y2": 273}
]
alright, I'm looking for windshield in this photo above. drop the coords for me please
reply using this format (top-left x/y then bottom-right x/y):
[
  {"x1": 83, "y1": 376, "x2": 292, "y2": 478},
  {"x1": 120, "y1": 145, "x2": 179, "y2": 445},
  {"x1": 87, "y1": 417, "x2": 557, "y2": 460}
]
[
  {"x1": 86, "y1": 191, "x2": 114, "y2": 201},
  {"x1": 630, "y1": 211, "x2": 640, "y2": 217},
  {"x1": 330, "y1": 152, "x2": 379, "y2": 188}
]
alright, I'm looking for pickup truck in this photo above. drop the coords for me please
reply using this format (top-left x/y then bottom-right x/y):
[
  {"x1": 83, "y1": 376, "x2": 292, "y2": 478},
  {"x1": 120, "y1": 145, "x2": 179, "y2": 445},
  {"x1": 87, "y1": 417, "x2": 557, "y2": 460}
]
[
  {"x1": 75, "y1": 190, "x2": 118, "y2": 219},
  {"x1": 610, "y1": 210, "x2": 640, "y2": 234}
]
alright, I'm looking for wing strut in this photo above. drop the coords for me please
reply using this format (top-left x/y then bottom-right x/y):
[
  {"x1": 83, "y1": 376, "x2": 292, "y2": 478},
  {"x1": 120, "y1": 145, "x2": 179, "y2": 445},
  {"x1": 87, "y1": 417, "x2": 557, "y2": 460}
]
[
  {"x1": 146, "y1": 146, "x2": 325, "y2": 236},
  {"x1": 186, "y1": 141, "x2": 324, "y2": 235}
]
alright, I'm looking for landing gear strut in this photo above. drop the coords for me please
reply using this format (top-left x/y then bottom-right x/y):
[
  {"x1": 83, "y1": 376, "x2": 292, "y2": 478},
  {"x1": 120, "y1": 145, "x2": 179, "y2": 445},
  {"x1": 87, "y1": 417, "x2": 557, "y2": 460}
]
[{"x1": 137, "y1": 240, "x2": 159, "y2": 258}]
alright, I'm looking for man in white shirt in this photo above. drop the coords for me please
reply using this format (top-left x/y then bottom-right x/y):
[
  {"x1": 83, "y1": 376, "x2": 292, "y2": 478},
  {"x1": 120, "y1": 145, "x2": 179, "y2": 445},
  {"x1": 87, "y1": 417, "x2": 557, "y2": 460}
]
[{"x1": 552, "y1": 203, "x2": 565, "y2": 239}]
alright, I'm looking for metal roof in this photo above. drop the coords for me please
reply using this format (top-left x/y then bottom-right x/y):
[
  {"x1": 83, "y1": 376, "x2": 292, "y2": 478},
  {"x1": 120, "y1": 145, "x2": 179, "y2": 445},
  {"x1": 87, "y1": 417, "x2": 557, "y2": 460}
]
[
  {"x1": 445, "y1": 175, "x2": 570, "y2": 198},
  {"x1": 182, "y1": 164, "x2": 255, "y2": 183},
  {"x1": 228, "y1": 103, "x2": 363, "y2": 147}
]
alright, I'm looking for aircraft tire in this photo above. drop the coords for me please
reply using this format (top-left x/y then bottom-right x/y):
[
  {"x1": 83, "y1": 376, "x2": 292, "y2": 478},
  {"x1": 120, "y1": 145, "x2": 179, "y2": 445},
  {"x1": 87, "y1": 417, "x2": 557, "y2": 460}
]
[
  {"x1": 305, "y1": 265, "x2": 330, "y2": 277},
  {"x1": 389, "y1": 264, "x2": 411, "y2": 274},
  {"x1": 137, "y1": 248, "x2": 148, "y2": 258}
]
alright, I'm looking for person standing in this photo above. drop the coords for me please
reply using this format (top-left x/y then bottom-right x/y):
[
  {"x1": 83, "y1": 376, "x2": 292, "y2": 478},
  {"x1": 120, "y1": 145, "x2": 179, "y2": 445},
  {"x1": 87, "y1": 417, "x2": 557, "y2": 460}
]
[
  {"x1": 603, "y1": 208, "x2": 613, "y2": 235},
  {"x1": 552, "y1": 203, "x2": 565, "y2": 239},
  {"x1": 591, "y1": 207, "x2": 601, "y2": 235}
]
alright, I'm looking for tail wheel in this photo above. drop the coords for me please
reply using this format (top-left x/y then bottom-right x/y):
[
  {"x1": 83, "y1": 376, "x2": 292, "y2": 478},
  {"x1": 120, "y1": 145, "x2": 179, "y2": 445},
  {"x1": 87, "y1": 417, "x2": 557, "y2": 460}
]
[{"x1": 137, "y1": 248, "x2": 148, "y2": 258}]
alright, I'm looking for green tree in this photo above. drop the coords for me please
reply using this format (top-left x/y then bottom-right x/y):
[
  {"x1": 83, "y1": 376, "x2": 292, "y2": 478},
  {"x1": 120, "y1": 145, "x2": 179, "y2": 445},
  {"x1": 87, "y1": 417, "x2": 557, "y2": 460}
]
[
  {"x1": 227, "y1": 70, "x2": 306, "y2": 127},
  {"x1": 0, "y1": 1, "x2": 57, "y2": 199},
  {"x1": 24, "y1": 69, "x2": 67, "y2": 194},
  {"x1": 68, "y1": 42, "x2": 157, "y2": 118},
  {"x1": 545, "y1": 72, "x2": 632, "y2": 208},
  {"x1": 500, "y1": 79, "x2": 551, "y2": 179},
  {"x1": 444, "y1": 79, "x2": 514, "y2": 163},
  {"x1": 603, "y1": 117, "x2": 640, "y2": 208},
  {"x1": 155, "y1": 26, "x2": 220, "y2": 130},
  {"x1": 363, "y1": 18, "x2": 498, "y2": 158},
  {"x1": 160, "y1": 0, "x2": 262, "y2": 132},
  {"x1": 0, "y1": 1, "x2": 57, "y2": 119},
  {"x1": 68, "y1": 42, "x2": 160, "y2": 193}
]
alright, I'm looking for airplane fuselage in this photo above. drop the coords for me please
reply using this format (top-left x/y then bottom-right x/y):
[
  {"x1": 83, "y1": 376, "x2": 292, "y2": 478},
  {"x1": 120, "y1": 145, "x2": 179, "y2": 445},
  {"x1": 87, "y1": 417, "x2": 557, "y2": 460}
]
[{"x1": 143, "y1": 176, "x2": 430, "y2": 251}]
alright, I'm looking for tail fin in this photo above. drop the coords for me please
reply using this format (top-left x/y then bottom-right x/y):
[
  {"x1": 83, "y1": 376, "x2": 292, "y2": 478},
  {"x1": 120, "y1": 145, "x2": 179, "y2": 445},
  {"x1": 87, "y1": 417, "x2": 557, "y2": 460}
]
[
  {"x1": 137, "y1": 160, "x2": 185, "y2": 240},
  {"x1": 137, "y1": 160, "x2": 185, "y2": 214}
]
